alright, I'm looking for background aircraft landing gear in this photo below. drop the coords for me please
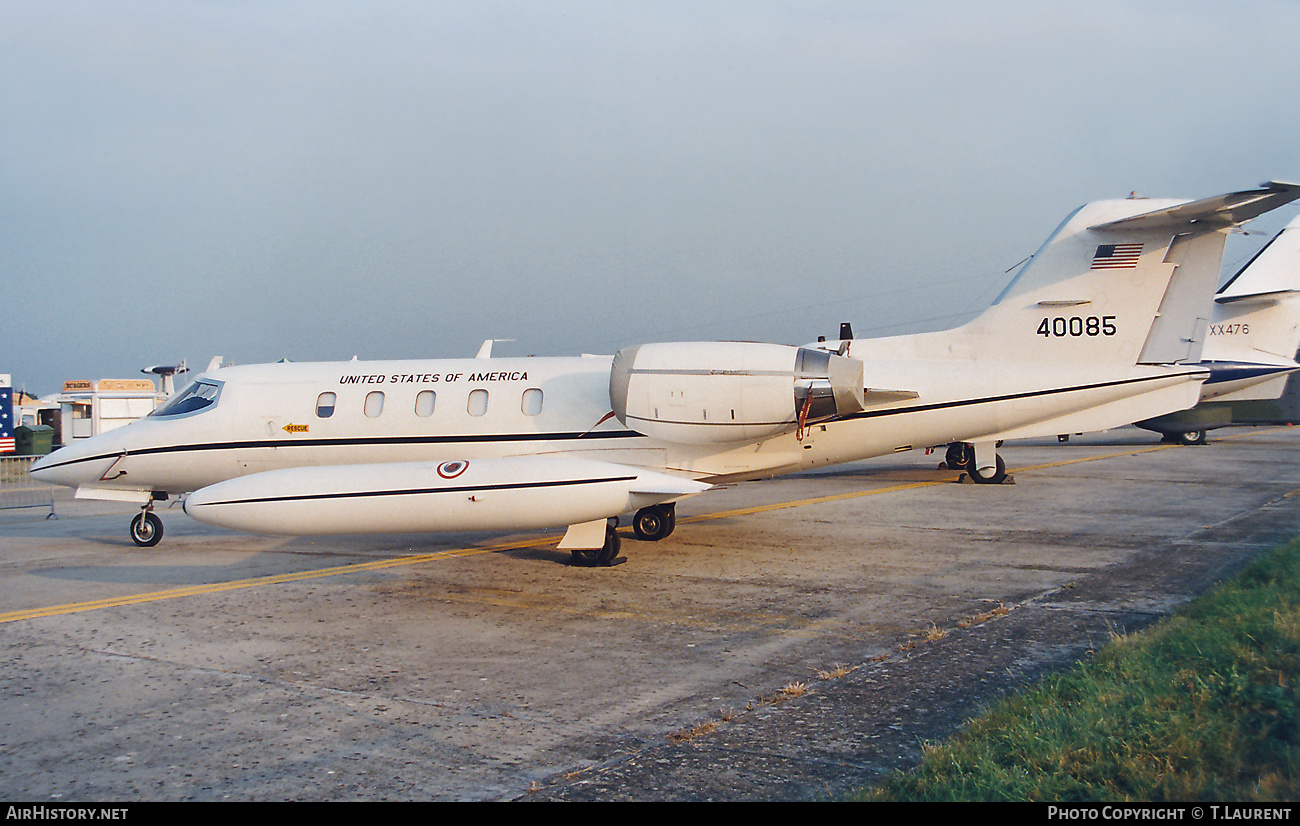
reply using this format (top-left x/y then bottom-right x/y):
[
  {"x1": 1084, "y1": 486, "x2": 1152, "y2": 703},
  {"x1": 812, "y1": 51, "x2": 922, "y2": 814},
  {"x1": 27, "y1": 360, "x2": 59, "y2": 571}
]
[
  {"x1": 944, "y1": 442, "x2": 971, "y2": 470},
  {"x1": 130, "y1": 509, "x2": 163, "y2": 547},
  {"x1": 946, "y1": 441, "x2": 1008, "y2": 484},
  {"x1": 633, "y1": 503, "x2": 676, "y2": 541},
  {"x1": 570, "y1": 523, "x2": 622, "y2": 567},
  {"x1": 1178, "y1": 430, "x2": 1208, "y2": 446}
]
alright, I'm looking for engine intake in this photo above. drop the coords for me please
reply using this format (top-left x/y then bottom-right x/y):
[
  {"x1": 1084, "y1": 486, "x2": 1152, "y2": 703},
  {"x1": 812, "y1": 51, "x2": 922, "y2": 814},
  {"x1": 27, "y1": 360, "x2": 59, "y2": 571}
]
[{"x1": 610, "y1": 342, "x2": 865, "y2": 445}]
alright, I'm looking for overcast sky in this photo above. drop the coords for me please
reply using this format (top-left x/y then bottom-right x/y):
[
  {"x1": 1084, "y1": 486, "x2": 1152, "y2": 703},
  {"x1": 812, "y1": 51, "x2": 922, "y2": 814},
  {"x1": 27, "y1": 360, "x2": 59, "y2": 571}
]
[{"x1": 3, "y1": 1, "x2": 1299, "y2": 395}]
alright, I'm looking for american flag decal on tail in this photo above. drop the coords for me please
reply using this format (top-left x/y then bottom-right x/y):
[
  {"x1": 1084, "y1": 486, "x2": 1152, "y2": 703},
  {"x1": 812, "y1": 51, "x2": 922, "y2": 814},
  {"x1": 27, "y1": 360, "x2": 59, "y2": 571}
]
[{"x1": 1091, "y1": 243, "x2": 1143, "y2": 269}]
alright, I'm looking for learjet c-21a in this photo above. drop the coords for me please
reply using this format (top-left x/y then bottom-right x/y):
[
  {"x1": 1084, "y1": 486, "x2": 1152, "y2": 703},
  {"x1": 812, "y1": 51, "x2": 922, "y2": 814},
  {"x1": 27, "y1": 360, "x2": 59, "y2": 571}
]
[{"x1": 30, "y1": 182, "x2": 1300, "y2": 565}]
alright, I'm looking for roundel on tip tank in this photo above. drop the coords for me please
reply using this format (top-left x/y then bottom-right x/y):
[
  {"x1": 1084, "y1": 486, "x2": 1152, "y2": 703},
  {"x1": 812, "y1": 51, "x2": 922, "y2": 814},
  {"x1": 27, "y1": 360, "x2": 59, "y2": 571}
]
[{"x1": 609, "y1": 342, "x2": 866, "y2": 445}]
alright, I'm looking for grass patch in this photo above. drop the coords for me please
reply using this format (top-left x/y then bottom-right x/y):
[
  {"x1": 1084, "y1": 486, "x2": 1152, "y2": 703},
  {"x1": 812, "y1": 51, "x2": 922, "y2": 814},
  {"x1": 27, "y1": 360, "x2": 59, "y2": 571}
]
[{"x1": 860, "y1": 537, "x2": 1300, "y2": 802}]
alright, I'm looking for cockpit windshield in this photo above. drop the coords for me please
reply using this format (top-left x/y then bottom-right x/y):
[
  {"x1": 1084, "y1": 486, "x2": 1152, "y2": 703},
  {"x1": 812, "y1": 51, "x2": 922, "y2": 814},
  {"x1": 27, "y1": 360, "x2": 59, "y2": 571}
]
[{"x1": 151, "y1": 379, "x2": 223, "y2": 418}]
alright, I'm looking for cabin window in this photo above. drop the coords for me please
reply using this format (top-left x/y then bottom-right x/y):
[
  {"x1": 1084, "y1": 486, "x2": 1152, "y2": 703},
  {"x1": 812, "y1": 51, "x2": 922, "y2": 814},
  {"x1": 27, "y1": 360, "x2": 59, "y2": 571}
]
[
  {"x1": 467, "y1": 389, "x2": 489, "y2": 416},
  {"x1": 316, "y1": 392, "x2": 336, "y2": 418},
  {"x1": 152, "y1": 379, "x2": 223, "y2": 418},
  {"x1": 364, "y1": 391, "x2": 385, "y2": 418},
  {"x1": 521, "y1": 388, "x2": 543, "y2": 416},
  {"x1": 415, "y1": 390, "x2": 436, "y2": 417}
]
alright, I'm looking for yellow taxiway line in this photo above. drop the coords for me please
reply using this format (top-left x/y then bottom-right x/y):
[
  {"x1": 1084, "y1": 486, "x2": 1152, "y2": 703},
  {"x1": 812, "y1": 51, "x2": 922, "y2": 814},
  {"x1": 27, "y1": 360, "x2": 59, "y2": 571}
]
[{"x1": 2, "y1": 428, "x2": 1289, "y2": 624}]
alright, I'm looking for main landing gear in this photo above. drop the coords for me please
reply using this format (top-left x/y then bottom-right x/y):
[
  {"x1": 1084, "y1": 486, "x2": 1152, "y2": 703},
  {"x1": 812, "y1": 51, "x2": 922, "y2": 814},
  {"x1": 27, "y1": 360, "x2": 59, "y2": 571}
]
[
  {"x1": 130, "y1": 504, "x2": 163, "y2": 547},
  {"x1": 632, "y1": 503, "x2": 676, "y2": 542},
  {"x1": 944, "y1": 441, "x2": 1008, "y2": 484},
  {"x1": 568, "y1": 504, "x2": 678, "y2": 568},
  {"x1": 569, "y1": 522, "x2": 622, "y2": 567}
]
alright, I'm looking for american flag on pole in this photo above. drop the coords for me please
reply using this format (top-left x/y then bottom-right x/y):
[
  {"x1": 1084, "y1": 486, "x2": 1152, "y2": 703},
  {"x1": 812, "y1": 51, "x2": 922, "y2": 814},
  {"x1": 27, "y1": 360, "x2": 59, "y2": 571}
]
[
  {"x1": 0, "y1": 387, "x2": 13, "y2": 453},
  {"x1": 1091, "y1": 242, "x2": 1143, "y2": 269}
]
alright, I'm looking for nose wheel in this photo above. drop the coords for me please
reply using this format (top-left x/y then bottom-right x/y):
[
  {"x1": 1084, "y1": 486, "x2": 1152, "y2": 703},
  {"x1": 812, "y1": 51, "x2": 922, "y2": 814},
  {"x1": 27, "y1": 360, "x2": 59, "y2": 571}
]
[{"x1": 130, "y1": 509, "x2": 163, "y2": 547}]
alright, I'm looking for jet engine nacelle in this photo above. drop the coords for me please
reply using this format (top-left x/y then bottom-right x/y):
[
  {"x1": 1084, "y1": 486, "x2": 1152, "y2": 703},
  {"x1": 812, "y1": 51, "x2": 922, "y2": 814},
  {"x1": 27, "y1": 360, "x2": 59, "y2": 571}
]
[
  {"x1": 182, "y1": 457, "x2": 711, "y2": 536},
  {"x1": 609, "y1": 342, "x2": 866, "y2": 445}
]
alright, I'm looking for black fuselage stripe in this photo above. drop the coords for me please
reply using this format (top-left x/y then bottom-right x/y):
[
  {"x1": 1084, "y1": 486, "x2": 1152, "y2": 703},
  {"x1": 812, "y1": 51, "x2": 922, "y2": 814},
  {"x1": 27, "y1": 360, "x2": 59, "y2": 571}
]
[
  {"x1": 36, "y1": 430, "x2": 640, "y2": 471},
  {"x1": 42, "y1": 370, "x2": 1206, "y2": 471},
  {"x1": 839, "y1": 370, "x2": 1206, "y2": 421},
  {"x1": 197, "y1": 475, "x2": 639, "y2": 507}
]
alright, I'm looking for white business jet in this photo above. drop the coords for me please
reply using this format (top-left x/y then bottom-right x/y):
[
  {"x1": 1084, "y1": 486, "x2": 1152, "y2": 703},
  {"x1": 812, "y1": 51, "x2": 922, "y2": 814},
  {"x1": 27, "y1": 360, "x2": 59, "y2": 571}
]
[
  {"x1": 1133, "y1": 212, "x2": 1300, "y2": 444},
  {"x1": 30, "y1": 182, "x2": 1300, "y2": 565}
]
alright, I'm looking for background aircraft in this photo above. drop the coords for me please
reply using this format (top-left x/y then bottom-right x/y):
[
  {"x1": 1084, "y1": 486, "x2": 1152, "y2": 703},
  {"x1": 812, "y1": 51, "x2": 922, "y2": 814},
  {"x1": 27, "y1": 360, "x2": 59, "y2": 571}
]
[{"x1": 1133, "y1": 213, "x2": 1300, "y2": 444}]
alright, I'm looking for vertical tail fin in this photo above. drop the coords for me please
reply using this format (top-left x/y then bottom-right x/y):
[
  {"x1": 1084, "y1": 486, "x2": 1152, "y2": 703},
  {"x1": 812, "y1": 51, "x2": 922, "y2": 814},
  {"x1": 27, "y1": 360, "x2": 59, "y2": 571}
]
[
  {"x1": 1195, "y1": 213, "x2": 1300, "y2": 401},
  {"x1": 965, "y1": 182, "x2": 1300, "y2": 367},
  {"x1": 1210, "y1": 213, "x2": 1300, "y2": 361}
]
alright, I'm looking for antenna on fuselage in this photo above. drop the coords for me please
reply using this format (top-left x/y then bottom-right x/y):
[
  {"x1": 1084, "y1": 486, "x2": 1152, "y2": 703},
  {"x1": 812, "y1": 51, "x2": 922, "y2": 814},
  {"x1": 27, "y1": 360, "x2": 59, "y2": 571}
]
[{"x1": 475, "y1": 339, "x2": 515, "y2": 358}]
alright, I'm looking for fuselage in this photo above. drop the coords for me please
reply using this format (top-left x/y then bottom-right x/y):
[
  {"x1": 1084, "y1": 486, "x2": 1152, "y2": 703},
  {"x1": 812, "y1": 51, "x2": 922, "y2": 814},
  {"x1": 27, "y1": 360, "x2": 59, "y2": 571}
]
[{"x1": 31, "y1": 348, "x2": 1208, "y2": 500}]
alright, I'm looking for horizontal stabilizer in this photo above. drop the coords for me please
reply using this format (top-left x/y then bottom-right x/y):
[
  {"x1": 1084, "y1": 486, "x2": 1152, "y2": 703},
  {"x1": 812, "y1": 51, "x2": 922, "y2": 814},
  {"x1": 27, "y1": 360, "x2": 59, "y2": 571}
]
[
  {"x1": 1091, "y1": 181, "x2": 1300, "y2": 231},
  {"x1": 1215, "y1": 289, "x2": 1297, "y2": 305},
  {"x1": 1216, "y1": 212, "x2": 1300, "y2": 302}
]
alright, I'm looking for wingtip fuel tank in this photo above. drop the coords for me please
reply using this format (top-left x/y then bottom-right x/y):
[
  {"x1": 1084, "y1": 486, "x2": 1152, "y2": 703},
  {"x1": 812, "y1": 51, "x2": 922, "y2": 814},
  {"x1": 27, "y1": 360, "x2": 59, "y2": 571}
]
[{"x1": 182, "y1": 456, "x2": 710, "y2": 536}]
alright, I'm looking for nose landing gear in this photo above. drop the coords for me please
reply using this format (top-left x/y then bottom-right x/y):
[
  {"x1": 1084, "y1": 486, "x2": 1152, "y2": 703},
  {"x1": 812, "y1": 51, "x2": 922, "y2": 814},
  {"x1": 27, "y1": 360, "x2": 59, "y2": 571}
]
[{"x1": 130, "y1": 505, "x2": 163, "y2": 547}]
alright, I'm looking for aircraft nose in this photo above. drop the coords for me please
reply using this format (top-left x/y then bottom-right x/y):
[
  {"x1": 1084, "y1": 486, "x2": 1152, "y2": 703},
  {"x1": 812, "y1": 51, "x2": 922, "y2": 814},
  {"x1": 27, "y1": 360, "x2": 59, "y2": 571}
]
[
  {"x1": 28, "y1": 451, "x2": 59, "y2": 480},
  {"x1": 28, "y1": 443, "x2": 119, "y2": 489}
]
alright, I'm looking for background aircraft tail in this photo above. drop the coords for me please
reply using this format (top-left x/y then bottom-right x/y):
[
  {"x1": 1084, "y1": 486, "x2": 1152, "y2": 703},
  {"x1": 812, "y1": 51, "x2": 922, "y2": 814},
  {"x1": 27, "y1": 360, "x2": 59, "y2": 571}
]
[
  {"x1": 1198, "y1": 212, "x2": 1300, "y2": 401},
  {"x1": 1209, "y1": 213, "x2": 1300, "y2": 360}
]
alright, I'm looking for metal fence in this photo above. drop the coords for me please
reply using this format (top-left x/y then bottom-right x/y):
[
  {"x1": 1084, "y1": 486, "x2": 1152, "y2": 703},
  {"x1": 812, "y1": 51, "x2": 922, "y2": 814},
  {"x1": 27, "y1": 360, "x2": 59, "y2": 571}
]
[{"x1": 0, "y1": 455, "x2": 56, "y2": 518}]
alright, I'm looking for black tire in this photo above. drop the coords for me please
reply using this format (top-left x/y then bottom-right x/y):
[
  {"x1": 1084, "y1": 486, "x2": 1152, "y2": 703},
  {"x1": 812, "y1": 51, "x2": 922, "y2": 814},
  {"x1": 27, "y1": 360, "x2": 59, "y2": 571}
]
[
  {"x1": 130, "y1": 512, "x2": 163, "y2": 547},
  {"x1": 1179, "y1": 430, "x2": 1208, "y2": 446},
  {"x1": 596, "y1": 526, "x2": 621, "y2": 566},
  {"x1": 967, "y1": 453, "x2": 1007, "y2": 484},
  {"x1": 633, "y1": 505, "x2": 675, "y2": 541},
  {"x1": 570, "y1": 525, "x2": 622, "y2": 567}
]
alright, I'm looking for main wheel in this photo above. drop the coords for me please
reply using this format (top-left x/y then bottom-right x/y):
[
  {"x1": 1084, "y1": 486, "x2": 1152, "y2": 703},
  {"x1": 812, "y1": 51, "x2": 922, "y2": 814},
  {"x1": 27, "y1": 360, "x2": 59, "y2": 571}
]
[
  {"x1": 596, "y1": 526, "x2": 621, "y2": 566},
  {"x1": 570, "y1": 525, "x2": 621, "y2": 567},
  {"x1": 130, "y1": 512, "x2": 163, "y2": 547},
  {"x1": 633, "y1": 505, "x2": 675, "y2": 541},
  {"x1": 966, "y1": 454, "x2": 1007, "y2": 484},
  {"x1": 1179, "y1": 430, "x2": 1208, "y2": 446}
]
